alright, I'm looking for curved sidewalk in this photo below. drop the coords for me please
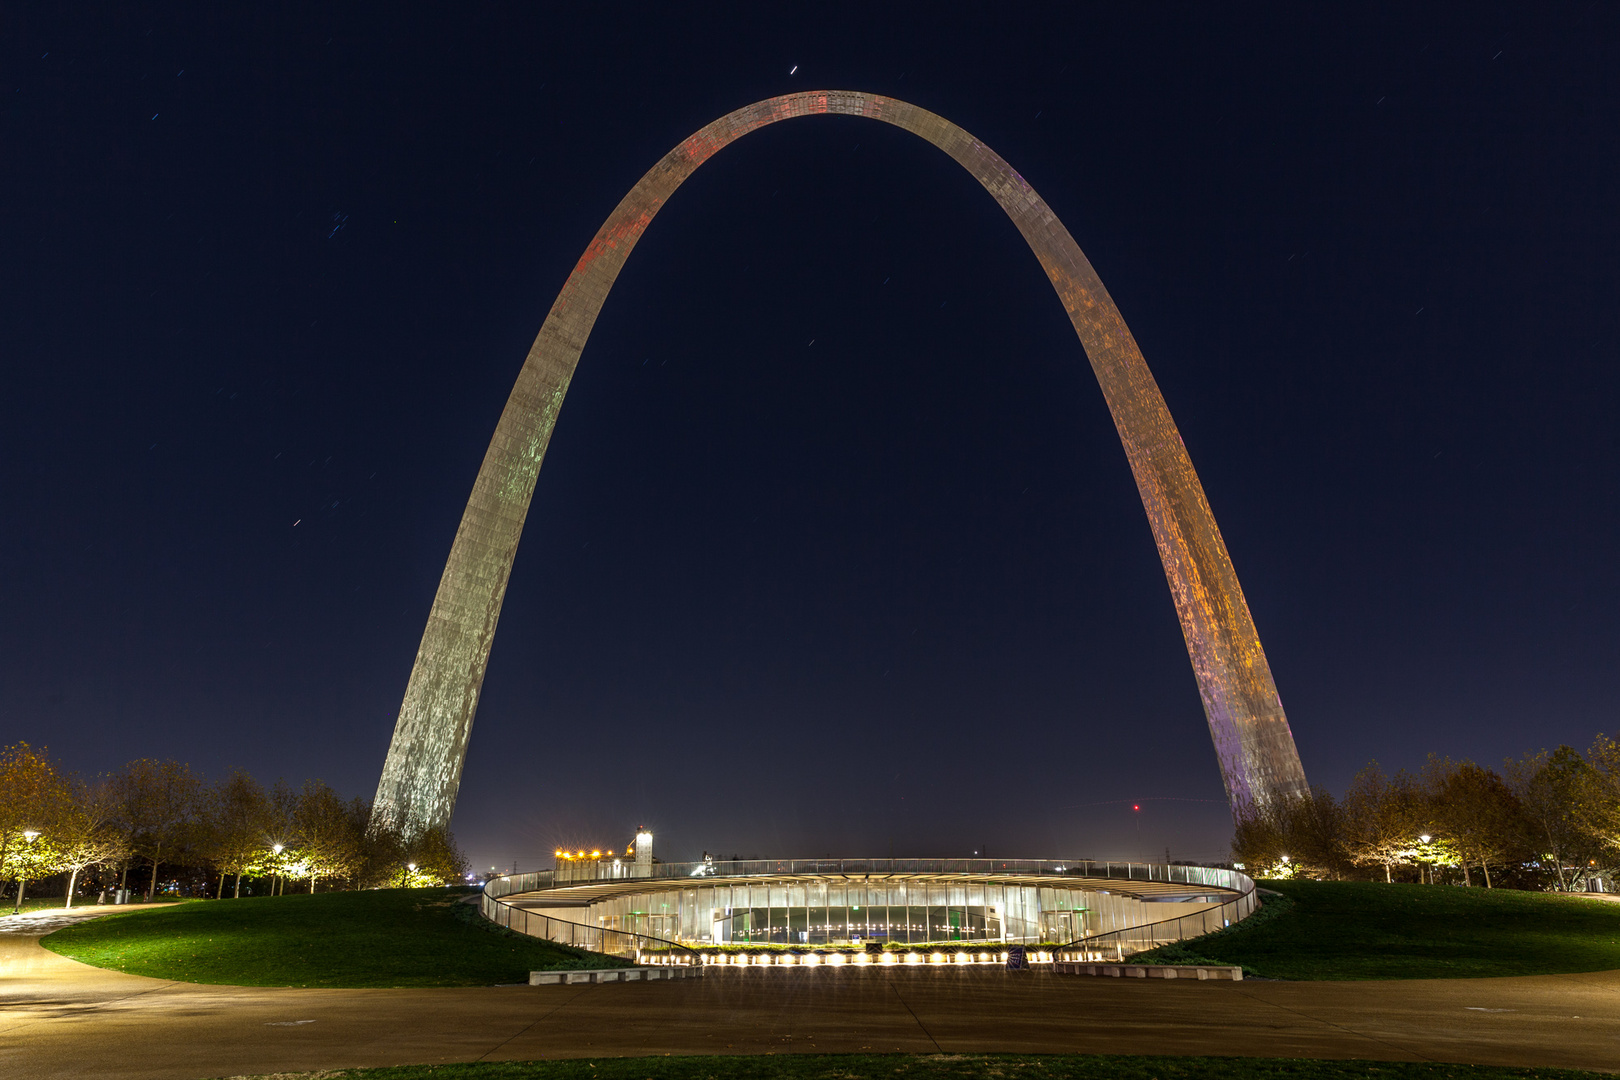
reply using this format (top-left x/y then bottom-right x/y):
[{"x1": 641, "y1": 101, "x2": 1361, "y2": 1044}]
[{"x1": 3, "y1": 910, "x2": 1618, "y2": 1080}]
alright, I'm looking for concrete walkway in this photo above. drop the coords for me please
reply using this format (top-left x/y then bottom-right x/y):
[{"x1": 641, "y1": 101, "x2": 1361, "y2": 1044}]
[{"x1": 2, "y1": 907, "x2": 1618, "y2": 1079}]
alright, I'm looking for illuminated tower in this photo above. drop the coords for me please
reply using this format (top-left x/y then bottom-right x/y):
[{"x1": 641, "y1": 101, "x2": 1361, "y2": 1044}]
[
  {"x1": 371, "y1": 91, "x2": 1309, "y2": 837},
  {"x1": 633, "y1": 827, "x2": 653, "y2": 877}
]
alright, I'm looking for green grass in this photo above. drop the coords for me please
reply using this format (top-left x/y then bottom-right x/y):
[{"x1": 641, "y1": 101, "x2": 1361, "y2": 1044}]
[
  {"x1": 1128, "y1": 880, "x2": 1620, "y2": 980},
  {"x1": 42, "y1": 887, "x2": 621, "y2": 987},
  {"x1": 222, "y1": 1054, "x2": 1614, "y2": 1080},
  {"x1": 2, "y1": 895, "x2": 82, "y2": 915},
  {"x1": 2, "y1": 895, "x2": 182, "y2": 915}
]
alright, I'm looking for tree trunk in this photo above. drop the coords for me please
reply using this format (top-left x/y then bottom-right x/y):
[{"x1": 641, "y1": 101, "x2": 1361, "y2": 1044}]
[
  {"x1": 65, "y1": 867, "x2": 79, "y2": 909},
  {"x1": 233, "y1": 872, "x2": 242, "y2": 899},
  {"x1": 217, "y1": 872, "x2": 226, "y2": 899},
  {"x1": 119, "y1": 863, "x2": 128, "y2": 889},
  {"x1": 1461, "y1": 860, "x2": 1471, "y2": 887},
  {"x1": 15, "y1": 876, "x2": 27, "y2": 911},
  {"x1": 147, "y1": 843, "x2": 163, "y2": 901},
  {"x1": 1546, "y1": 825, "x2": 1568, "y2": 890},
  {"x1": 1384, "y1": 863, "x2": 1391, "y2": 884},
  {"x1": 1482, "y1": 860, "x2": 1493, "y2": 888}
]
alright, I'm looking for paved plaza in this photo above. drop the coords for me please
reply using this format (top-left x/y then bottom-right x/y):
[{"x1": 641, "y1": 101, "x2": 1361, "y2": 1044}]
[{"x1": 3, "y1": 908, "x2": 1619, "y2": 1080}]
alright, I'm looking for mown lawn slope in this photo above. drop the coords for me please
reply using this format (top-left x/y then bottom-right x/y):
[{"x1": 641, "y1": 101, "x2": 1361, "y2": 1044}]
[
  {"x1": 42, "y1": 887, "x2": 617, "y2": 987},
  {"x1": 1133, "y1": 880, "x2": 1620, "y2": 980}
]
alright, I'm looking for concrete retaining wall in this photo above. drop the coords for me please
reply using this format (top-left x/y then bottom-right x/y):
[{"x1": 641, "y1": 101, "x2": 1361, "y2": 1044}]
[
  {"x1": 1053, "y1": 961, "x2": 1242, "y2": 981},
  {"x1": 529, "y1": 966, "x2": 702, "y2": 985}
]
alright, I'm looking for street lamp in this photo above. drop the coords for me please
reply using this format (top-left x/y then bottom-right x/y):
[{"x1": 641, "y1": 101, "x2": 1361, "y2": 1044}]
[
  {"x1": 1417, "y1": 836, "x2": 1432, "y2": 884},
  {"x1": 271, "y1": 844, "x2": 284, "y2": 897}
]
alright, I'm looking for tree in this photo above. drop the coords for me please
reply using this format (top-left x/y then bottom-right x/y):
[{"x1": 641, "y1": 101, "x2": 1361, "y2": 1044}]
[
  {"x1": 0, "y1": 744, "x2": 71, "y2": 910},
  {"x1": 357, "y1": 811, "x2": 469, "y2": 888},
  {"x1": 1505, "y1": 747, "x2": 1594, "y2": 890},
  {"x1": 1578, "y1": 736, "x2": 1620, "y2": 851},
  {"x1": 291, "y1": 780, "x2": 363, "y2": 891},
  {"x1": 1232, "y1": 787, "x2": 1347, "y2": 879},
  {"x1": 112, "y1": 759, "x2": 203, "y2": 900},
  {"x1": 199, "y1": 771, "x2": 272, "y2": 899},
  {"x1": 403, "y1": 825, "x2": 469, "y2": 886},
  {"x1": 1341, "y1": 762, "x2": 1423, "y2": 882},
  {"x1": 52, "y1": 776, "x2": 129, "y2": 908},
  {"x1": 1423, "y1": 756, "x2": 1529, "y2": 888}
]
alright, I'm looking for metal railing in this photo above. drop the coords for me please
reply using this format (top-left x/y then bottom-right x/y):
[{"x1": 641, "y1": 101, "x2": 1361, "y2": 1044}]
[
  {"x1": 1056, "y1": 874, "x2": 1257, "y2": 961},
  {"x1": 485, "y1": 857, "x2": 1249, "y2": 895},
  {"x1": 480, "y1": 881, "x2": 702, "y2": 964}
]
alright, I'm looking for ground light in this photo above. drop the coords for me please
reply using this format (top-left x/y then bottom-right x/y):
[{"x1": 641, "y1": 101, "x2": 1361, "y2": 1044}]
[{"x1": 661, "y1": 950, "x2": 1060, "y2": 968}]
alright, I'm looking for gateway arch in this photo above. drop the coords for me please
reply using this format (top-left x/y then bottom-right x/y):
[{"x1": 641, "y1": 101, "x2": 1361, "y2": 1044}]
[{"x1": 373, "y1": 91, "x2": 1309, "y2": 836}]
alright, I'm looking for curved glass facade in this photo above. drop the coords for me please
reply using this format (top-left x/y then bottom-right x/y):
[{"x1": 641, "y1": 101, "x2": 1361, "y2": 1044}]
[
  {"x1": 571, "y1": 879, "x2": 1138, "y2": 946},
  {"x1": 486, "y1": 860, "x2": 1256, "y2": 959}
]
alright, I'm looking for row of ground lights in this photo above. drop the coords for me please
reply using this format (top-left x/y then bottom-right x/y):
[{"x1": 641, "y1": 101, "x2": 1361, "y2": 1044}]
[{"x1": 638, "y1": 950, "x2": 1120, "y2": 967}]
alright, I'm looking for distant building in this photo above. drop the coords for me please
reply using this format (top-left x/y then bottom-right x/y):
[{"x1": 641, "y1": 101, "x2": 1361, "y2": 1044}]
[{"x1": 552, "y1": 827, "x2": 656, "y2": 883}]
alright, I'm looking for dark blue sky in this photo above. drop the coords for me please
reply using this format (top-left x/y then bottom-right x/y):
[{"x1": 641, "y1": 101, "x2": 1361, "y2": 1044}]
[{"x1": 4, "y1": 3, "x2": 1616, "y2": 872}]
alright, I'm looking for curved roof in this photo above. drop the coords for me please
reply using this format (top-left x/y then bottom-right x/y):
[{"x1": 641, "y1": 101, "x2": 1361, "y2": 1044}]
[{"x1": 496, "y1": 858, "x2": 1249, "y2": 909}]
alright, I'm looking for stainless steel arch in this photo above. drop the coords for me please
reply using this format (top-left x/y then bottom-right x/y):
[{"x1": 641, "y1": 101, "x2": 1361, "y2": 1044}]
[{"x1": 372, "y1": 91, "x2": 1308, "y2": 835}]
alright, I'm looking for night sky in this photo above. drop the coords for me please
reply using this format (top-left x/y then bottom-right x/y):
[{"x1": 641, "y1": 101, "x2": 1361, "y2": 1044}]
[{"x1": 5, "y1": 5, "x2": 1617, "y2": 873}]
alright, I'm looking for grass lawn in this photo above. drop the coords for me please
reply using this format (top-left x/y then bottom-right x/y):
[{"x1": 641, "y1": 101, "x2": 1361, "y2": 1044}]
[
  {"x1": 1129, "y1": 880, "x2": 1620, "y2": 980},
  {"x1": 2, "y1": 895, "x2": 183, "y2": 915},
  {"x1": 41, "y1": 887, "x2": 619, "y2": 988},
  {"x1": 228, "y1": 1054, "x2": 1613, "y2": 1080},
  {"x1": 3, "y1": 896, "x2": 89, "y2": 916}
]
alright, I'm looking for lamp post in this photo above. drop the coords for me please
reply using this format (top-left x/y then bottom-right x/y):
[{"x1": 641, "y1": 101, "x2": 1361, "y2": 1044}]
[
  {"x1": 12, "y1": 830, "x2": 40, "y2": 913},
  {"x1": 271, "y1": 844, "x2": 284, "y2": 897},
  {"x1": 1418, "y1": 835, "x2": 1431, "y2": 884}
]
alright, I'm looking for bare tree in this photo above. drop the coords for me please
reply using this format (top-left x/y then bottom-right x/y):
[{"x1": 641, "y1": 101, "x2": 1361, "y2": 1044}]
[{"x1": 112, "y1": 759, "x2": 202, "y2": 901}]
